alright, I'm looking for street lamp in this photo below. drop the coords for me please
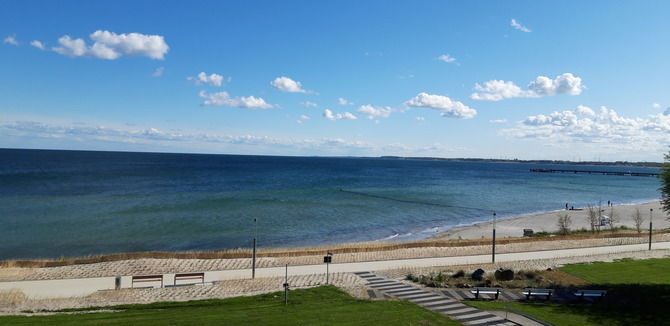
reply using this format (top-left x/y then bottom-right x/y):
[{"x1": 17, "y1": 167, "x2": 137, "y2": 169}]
[
  {"x1": 649, "y1": 209, "x2": 653, "y2": 250},
  {"x1": 324, "y1": 252, "x2": 333, "y2": 284},
  {"x1": 253, "y1": 218, "x2": 257, "y2": 278},
  {"x1": 492, "y1": 212, "x2": 497, "y2": 263}
]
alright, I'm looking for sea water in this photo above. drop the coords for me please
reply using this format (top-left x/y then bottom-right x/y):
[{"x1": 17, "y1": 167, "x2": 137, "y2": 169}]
[{"x1": 0, "y1": 149, "x2": 662, "y2": 260}]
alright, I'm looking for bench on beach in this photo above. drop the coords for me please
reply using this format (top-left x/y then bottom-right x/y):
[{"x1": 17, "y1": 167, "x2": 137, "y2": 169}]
[
  {"x1": 574, "y1": 289, "x2": 607, "y2": 301},
  {"x1": 131, "y1": 274, "x2": 164, "y2": 288},
  {"x1": 471, "y1": 287, "x2": 501, "y2": 299},
  {"x1": 523, "y1": 288, "x2": 553, "y2": 300},
  {"x1": 174, "y1": 272, "x2": 205, "y2": 286}
]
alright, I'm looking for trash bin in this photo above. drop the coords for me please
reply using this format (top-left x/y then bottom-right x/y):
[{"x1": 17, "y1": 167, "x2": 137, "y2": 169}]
[{"x1": 115, "y1": 276, "x2": 121, "y2": 290}]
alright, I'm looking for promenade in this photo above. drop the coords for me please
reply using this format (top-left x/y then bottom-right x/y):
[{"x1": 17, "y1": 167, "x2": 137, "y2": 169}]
[{"x1": 2, "y1": 241, "x2": 669, "y2": 300}]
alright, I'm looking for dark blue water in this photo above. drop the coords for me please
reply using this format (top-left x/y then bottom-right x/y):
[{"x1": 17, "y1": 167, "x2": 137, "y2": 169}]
[{"x1": 0, "y1": 149, "x2": 661, "y2": 259}]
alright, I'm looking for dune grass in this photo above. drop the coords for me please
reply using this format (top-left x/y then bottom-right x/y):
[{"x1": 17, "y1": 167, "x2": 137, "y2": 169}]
[
  {"x1": 0, "y1": 286, "x2": 460, "y2": 326},
  {"x1": 466, "y1": 257, "x2": 670, "y2": 326}
]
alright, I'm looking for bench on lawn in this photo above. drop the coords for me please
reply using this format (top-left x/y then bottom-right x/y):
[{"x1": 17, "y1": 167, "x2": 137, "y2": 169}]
[
  {"x1": 131, "y1": 274, "x2": 164, "y2": 288},
  {"x1": 471, "y1": 287, "x2": 501, "y2": 299},
  {"x1": 174, "y1": 272, "x2": 205, "y2": 286},
  {"x1": 574, "y1": 289, "x2": 607, "y2": 301},
  {"x1": 523, "y1": 288, "x2": 553, "y2": 300}
]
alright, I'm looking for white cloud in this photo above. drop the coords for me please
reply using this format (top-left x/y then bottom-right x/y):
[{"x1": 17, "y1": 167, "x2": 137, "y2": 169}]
[
  {"x1": 297, "y1": 115, "x2": 310, "y2": 124},
  {"x1": 187, "y1": 72, "x2": 227, "y2": 86},
  {"x1": 575, "y1": 105, "x2": 595, "y2": 116},
  {"x1": 438, "y1": 54, "x2": 456, "y2": 63},
  {"x1": 152, "y1": 67, "x2": 164, "y2": 77},
  {"x1": 652, "y1": 103, "x2": 662, "y2": 109},
  {"x1": 323, "y1": 109, "x2": 357, "y2": 121},
  {"x1": 415, "y1": 116, "x2": 425, "y2": 121},
  {"x1": 3, "y1": 34, "x2": 19, "y2": 45},
  {"x1": 302, "y1": 101, "x2": 318, "y2": 108},
  {"x1": 52, "y1": 30, "x2": 169, "y2": 60},
  {"x1": 357, "y1": 105, "x2": 393, "y2": 119},
  {"x1": 199, "y1": 90, "x2": 276, "y2": 109},
  {"x1": 471, "y1": 73, "x2": 585, "y2": 101},
  {"x1": 405, "y1": 92, "x2": 477, "y2": 119},
  {"x1": 30, "y1": 40, "x2": 45, "y2": 50},
  {"x1": 511, "y1": 19, "x2": 532, "y2": 32},
  {"x1": 338, "y1": 97, "x2": 353, "y2": 105},
  {"x1": 271, "y1": 76, "x2": 309, "y2": 93},
  {"x1": 501, "y1": 106, "x2": 670, "y2": 152},
  {"x1": 490, "y1": 119, "x2": 508, "y2": 123}
]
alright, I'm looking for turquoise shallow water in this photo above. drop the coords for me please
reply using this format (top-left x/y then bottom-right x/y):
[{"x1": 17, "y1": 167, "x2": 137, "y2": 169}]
[{"x1": 0, "y1": 149, "x2": 662, "y2": 259}]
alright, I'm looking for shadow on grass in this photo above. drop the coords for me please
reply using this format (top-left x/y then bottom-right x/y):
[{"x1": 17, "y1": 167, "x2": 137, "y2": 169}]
[{"x1": 552, "y1": 284, "x2": 670, "y2": 326}]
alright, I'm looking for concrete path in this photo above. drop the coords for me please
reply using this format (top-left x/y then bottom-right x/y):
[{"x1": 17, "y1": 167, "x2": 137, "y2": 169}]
[{"x1": 1, "y1": 241, "x2": 668, "y2": 299}]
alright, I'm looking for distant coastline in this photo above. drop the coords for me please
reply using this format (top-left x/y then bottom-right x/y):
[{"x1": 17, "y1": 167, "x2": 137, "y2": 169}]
[{"x1": 380, "y1": 156, "x2": 663, "y2": 168}]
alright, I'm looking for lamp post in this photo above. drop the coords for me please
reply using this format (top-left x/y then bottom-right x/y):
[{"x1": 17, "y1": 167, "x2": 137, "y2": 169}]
[
  {"x1": 252, "y1": 218, "x2": 257, "y2": 279},
  {"x1": 492, "y1": 212, "x2": 496, "y2": 264},
  {"x1": 649, "y1": 209, "x2": 653, "y2": 251},
  {"x1": 324, "y1": 252, "x2": 333, "y2": 284}
]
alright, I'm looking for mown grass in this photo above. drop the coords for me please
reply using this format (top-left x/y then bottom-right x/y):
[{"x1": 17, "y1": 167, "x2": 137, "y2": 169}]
[
  {"x1": 0, "y1": 286, "x2": 460, "y2": 326},
  {"x1": 466, "y1": 257, "x2": 670, "y2": 326}
]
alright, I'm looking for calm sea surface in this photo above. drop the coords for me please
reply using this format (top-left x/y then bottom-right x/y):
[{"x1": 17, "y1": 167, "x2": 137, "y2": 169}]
[{"x1": 0, "y1": 149, "x2": 662, "y2": 259}]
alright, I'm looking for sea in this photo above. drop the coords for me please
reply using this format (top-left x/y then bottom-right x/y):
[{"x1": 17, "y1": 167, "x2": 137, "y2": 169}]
[{"x1": 0, "y1": 148, "x2": 662, "y2": 260}]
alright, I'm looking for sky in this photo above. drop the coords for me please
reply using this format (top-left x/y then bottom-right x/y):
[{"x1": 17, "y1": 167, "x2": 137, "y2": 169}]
[{"x1": 2, "y1": 1, "x2": 670, "y2": 162}]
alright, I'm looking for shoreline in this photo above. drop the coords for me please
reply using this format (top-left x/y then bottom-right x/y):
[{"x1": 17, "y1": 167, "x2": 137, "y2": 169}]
[{"x1": 430, "y1": 200, "x2": 667, "y2": 240}]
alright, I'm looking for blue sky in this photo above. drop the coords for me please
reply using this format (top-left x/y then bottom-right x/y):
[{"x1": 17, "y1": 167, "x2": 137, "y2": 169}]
[{"x1": 2, "y1": 1, "x2": 669, "y2": 161}]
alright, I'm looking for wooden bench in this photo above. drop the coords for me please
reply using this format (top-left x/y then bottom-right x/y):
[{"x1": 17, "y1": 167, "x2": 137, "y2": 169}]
[
  {"x1": 174, "y1": 272, "x2": 205, "y2": 286},
  {"x1": 523, "y1": 288, "x2": 553, "y2": 300},
  {"x1": 471, "y1": 287, "x2": 501, "y2": 299},
  {"x1": 574, "y1": 289, "x2": 607, "y2": 301},
  {"x1": 131, "y1": 274, "x2": 163, "y2": 288}
]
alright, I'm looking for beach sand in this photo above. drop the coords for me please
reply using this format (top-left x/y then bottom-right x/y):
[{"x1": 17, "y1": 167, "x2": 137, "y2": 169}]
[{"x1": 432, "y1": 201, "x2": 668, "y2": 240}]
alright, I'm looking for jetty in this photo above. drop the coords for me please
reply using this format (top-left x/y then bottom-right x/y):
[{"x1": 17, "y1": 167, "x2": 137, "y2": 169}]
[{"x1": 530, "y1": 168, "x2": 658, "y2": 177}]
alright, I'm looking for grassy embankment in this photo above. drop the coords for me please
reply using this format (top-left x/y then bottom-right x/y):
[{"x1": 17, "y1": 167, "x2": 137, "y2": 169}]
[
  {"x1": 466, "y1": 258, "x2": 670, "y2": 326},
  {"x1": 0, "y1": 285, "x2": 459, "y2": 326}
]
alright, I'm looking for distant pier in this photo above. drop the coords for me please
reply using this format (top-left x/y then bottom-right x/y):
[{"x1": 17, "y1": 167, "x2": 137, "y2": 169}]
[{"x1": 530, "y1": 168, "x2": 658, "y2": 177}]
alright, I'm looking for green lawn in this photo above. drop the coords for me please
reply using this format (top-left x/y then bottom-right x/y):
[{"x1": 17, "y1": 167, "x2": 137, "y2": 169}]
[
  {"x1": 466, "y1": 258, "x2": 670, "y2": 326},
  {"x1": 0, "y1": 286, "x2": 461, "y2": 325}
]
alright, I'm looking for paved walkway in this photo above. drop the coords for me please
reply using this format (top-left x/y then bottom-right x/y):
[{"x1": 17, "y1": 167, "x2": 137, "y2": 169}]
[
  {"x1": 355, "y1": 271, "x2": 519, "y2": 326},
  {"x1": 1, "y1": 241, "x2": 669, "y2": 299}
]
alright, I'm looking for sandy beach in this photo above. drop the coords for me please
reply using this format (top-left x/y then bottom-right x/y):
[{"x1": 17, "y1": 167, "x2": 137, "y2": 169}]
[
  {"x1": 433, "y1": 201, "x2": 668, "y2": 240},
  {"x1": 0, "y1": 200, "x2": 669, "y2": 315}
]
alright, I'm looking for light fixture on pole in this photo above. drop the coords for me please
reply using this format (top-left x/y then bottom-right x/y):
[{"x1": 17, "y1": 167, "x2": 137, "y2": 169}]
[
  {"x1": 324, "y1": 252, "x2": 333, "y2": 284},
  {"x1": 492, "y1": 212, "x2": 496, "y2": 264},
  {"x1": 649, "y1": 209, "x2": 653, "y2": 251},
  {"x1": 252, "y1": 218, "x2": 257, "y2": 279}
]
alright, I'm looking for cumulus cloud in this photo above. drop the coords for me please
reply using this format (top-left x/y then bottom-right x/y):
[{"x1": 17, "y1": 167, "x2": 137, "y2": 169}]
[
  {"x1": 575, "y1": 105, "x2": 595, "y2": 116},
  {"x1": 323, "y1": 109, "x2": 357, "y2": 121},
  {"x1": 3, "y1": 34, "x2": 19, "y2": 45},
  {"x1": 511, "y1": 19, "x2": 532, "y2": 32},
  {"x1": 501, "y1": 105, "x2": 670, "y2": 151},
  {"x1": 438, "y1": 54, "x2": 456, "y2": 63},
  {"x1": 270, "y1": 76, "x2": 310, "y2": 93},
  {"x1": 357, "y1": 105, "x2": 393, "y2": 119},
  {"x1": 199, "y1": 90, "x2": 276, "y2": 109},
  {"x1": 405, "y1": 92, "x2": 477, "y2": 119},
  {"x1": 52, "y1": 30, "x2": 169, "y2": 60},
  {"x1": 30, "y1": 40, "x2": 45, "y2": 50},
  {"x1": 652, "y1": 103, "x2": 662, "y2": 109},
  {"x1": 302, "y1": 101, "x2": 318, "y2": 108},
  {"x1": 471, "y1": 73, "x2": 585, "y2": 101},
  {"x1": 187, "y1": 72, "x2": 227, "y2": 86},
  {"x1": 338, "y1": 97, "x2": 353, "y2": 105}
]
